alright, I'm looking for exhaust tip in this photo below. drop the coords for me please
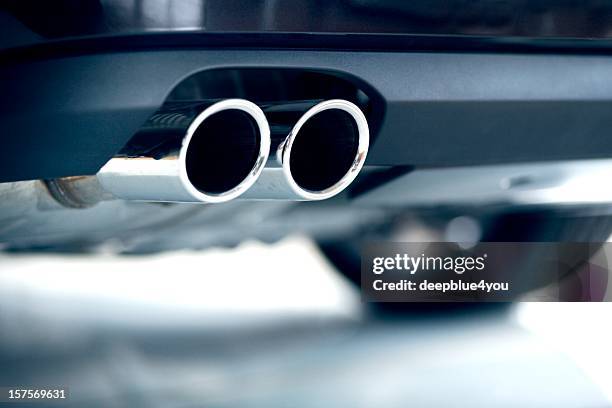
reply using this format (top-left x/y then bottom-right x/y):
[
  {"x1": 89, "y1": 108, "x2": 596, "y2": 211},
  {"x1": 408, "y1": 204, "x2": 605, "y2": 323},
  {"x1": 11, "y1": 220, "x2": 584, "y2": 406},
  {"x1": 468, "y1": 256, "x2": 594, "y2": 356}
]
[
  {"x1": 279, "y1": 99, "x2": 369, "y2": 200},
  {"x1": 179, "y1": 99, "x2": 270, "y2": 203}
]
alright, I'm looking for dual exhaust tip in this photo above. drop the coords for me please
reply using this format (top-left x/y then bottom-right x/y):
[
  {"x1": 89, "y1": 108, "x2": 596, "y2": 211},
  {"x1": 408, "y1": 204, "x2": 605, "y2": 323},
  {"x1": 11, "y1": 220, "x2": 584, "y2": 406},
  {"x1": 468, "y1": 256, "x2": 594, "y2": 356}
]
[{"x1": 88, "y1": 98, "x2": 368, "y2": 203}]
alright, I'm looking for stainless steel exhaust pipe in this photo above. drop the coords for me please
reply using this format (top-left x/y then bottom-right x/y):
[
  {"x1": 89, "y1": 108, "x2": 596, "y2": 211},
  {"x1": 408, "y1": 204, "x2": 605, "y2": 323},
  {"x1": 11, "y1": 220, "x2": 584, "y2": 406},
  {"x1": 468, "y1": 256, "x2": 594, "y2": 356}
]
[
  {"x1": 50, "y1": 99, "x2": 270, "y2": 206},
  {"x1": 241, "y1": 99, "x2": 369, "y2": 200}
]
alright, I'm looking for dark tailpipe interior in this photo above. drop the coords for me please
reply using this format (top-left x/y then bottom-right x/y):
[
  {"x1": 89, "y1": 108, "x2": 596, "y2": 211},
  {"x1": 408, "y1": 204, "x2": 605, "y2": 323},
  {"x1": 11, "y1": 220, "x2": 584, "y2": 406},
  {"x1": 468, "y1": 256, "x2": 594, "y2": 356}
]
[
  {"x1": 289, "y1": 109, "x2": 359, "y2": 192},
  {"x1": 185, "y1": 109, "x2": 261, "y2": 194}
]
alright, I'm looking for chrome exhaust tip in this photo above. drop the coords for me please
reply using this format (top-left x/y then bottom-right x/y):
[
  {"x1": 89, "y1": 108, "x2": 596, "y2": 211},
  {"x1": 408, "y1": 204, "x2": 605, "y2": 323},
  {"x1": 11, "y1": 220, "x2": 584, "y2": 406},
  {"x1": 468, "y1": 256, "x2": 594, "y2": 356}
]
[
  {"x1": 242, "y1": 99, "x2": 369, "y2": 200},
  {"x1": 96, "y1": 99, "x2": 270, "y2": 203},
  {"x1": 177, "y1": 98, "x2": 270, "y2": 202},
  {"x1": 281, "y1": 99, "x2": 369, "y2": 200}
]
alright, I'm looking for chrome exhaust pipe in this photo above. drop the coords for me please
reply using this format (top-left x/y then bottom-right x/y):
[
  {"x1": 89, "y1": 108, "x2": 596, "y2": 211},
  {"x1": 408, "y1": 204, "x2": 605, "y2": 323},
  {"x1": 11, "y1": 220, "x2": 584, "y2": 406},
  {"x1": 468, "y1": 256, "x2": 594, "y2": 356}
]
[
  {"x1": 241, "y1": 99, "x2": 369, "y2": 200},
  {"x1": 49, "y1": 99, "x2": 270, "y2": 206}
]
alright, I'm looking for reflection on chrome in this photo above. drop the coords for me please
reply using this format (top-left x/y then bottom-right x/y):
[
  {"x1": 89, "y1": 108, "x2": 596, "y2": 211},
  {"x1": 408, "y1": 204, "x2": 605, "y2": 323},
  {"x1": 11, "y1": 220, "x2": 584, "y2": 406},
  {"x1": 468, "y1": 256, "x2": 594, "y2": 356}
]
[{"x1": 50, "y1": 99, "x2": 270, "y2": 205}]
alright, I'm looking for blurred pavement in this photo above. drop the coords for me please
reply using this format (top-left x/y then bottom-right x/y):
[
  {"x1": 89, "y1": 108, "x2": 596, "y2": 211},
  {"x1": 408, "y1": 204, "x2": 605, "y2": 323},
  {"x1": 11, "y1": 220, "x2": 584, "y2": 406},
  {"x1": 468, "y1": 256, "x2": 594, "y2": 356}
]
[{"x1": 0, "y1": 236, "x2": 610, "y2": 407}]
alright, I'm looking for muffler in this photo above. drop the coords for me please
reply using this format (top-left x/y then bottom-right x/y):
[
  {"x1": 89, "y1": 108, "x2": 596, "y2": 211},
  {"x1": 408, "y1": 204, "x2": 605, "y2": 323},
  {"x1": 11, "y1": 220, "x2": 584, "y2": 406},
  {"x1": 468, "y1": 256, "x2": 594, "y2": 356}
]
[
  {"x1": 241, "y1": 99, "x2": 369, "y2": 200},
  {"x1": 49, "y1": 99, "x2": 270, "y2": 206}
]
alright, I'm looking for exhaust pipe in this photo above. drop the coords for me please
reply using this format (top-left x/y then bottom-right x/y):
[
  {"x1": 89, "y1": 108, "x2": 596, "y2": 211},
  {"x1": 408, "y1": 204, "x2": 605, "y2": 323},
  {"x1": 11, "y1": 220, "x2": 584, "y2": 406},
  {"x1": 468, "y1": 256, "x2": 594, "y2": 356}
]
[
  {"x1": 49, "y1": 99, "x2": 270, "y2": 206},
  {"x1": 241, "y1": 99, "x2": 369, "y2": 200}
]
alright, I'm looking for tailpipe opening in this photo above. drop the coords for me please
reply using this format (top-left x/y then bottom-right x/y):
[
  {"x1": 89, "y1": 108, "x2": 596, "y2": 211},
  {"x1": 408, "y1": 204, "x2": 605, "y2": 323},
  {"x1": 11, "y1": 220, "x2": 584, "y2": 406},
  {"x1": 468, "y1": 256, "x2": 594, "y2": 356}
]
[
  {"x1": 179, "y1": 100, "x2": 270, "y2": 201},
  {"x1": 242, "y1": 99, "x2": 369, "y2": 200},
  {"x1": 284, "y1": 100, "x2": 369, "y2": 200}
]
